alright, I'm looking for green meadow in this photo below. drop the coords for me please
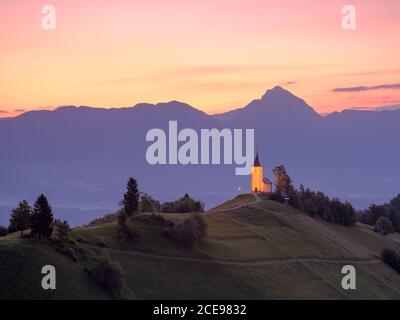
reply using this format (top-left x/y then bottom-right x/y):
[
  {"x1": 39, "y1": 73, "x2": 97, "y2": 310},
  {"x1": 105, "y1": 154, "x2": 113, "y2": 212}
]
[{"x1": 1, "y1": 196, "x2": 400, "y2": 300}]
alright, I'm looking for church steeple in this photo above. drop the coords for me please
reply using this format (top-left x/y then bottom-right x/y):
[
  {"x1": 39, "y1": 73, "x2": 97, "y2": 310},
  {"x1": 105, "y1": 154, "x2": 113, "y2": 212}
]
[
  {"x1": 254, "y1": 149, "x2": 261, "y2": 167},
  {"x1": 251, "y1": 149, "x2": 273, "y2": 194}
]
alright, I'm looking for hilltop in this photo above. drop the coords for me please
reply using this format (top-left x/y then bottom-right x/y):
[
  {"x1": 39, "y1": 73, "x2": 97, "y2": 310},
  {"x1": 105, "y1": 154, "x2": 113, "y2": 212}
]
[{"x1": 1, "y1": 194, "x2": 400, "y2": 300}]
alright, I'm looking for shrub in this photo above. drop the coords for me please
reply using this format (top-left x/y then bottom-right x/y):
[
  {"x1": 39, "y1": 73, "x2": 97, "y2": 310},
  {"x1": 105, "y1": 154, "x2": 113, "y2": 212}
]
[
  {"x1": 96, "y1": 237, "x2": 107, "y2": 248},
  {"x1": 117, "y1": 210, "x2": 141, "y2": 242},
  {"x1": 139, "y1": 214, "x2": 175, "y2": 228},
  {"x1": 118, "y1": 224, "x2": 141, "y2": 242},
  {"x1": 381, "y1": 249, "x2": 400, "y2": 273},
  {"x1": 65, "y1": 247, "x2": 79, "y2": 262},
  {"x1": 86, "y1": 213, "x2": 118, "y2": 227},
  {"x1": 165, "y1": 214, "x2": 208, "y2": 248},
  {"x1": 52, "y1": 219, "x2": 71, "y2": 243},
  {"x1": 91, "y1": 253, "x2": 125, "y2": 298},
  {"x1": 191, "y1": 214, "x2": 208, "y2": 238},
  {"x1": 375, "y1": 216, "x2": 395, "y2": 236},
  {"x1": 76, "y1": 236, "x2": 86, "y2": 243},
  {"x1": 161, "y1": 194, "x2": 205, "y2": 213},
  {"x1": 139, "y1": 193, "x2": 161, "y2": 213}
]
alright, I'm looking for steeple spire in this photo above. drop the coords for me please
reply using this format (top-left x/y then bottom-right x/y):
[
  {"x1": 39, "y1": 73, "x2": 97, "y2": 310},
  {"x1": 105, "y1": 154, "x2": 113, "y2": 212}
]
[{"x1": 254, "y1": 149, "x2": 261, "y2": 167}]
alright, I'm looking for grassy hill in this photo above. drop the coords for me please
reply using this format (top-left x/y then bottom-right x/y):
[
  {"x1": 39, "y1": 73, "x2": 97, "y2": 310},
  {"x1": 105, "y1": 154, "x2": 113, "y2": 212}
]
[{"x1": 1, "y1": 195, "x2": 400, "y2": 300}]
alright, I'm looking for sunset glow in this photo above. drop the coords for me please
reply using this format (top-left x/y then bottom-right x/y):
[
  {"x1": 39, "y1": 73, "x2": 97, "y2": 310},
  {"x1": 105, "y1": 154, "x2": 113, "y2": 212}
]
[{"x1": 1, "y1": 0, "x2": 400, "y2": 117}]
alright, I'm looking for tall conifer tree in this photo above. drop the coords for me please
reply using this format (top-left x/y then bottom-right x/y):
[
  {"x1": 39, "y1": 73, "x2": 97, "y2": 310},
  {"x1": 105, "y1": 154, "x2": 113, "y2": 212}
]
[
  {"x1": 123, "y1": 178, "x2": 139, "y2": 217},
  {"x1": 31, "y1": 194, "x2": 54, "y2": 239}
]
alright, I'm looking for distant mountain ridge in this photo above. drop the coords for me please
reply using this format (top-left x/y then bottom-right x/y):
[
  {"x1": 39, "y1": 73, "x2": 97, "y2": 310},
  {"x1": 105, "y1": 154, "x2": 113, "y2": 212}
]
[
  {"x1": 1, "y1": 86, "x2": 400, "y2": 226},
  {"x1": 214, "y1": 86, "x2": 320, "y2": 122}
]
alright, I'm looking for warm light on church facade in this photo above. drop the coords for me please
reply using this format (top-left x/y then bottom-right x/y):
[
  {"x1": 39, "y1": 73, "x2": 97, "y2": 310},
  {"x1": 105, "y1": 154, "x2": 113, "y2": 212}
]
[{"x1": 251, "y1": 152, "x2": 273, "y2": 193}]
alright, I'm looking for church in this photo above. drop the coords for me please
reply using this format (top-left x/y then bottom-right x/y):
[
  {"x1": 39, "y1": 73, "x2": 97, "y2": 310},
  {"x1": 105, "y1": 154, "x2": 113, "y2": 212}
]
[{"x1": 251, "y1": 151, "x2": 273, "y2": 193}]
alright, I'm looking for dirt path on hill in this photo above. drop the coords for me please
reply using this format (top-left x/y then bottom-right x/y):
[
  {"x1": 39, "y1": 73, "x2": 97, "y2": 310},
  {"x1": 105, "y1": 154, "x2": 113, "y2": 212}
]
[
  {"x1": 214, "y1": 194, "x2": 262, "y2": 213},
  {"x1": 108, "y1": 246, "x2": 381, "y2": 267}
]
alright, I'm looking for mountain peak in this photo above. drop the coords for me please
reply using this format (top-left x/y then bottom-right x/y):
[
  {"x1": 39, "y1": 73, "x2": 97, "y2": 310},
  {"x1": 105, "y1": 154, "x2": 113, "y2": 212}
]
[
  {"x1": 214, "y1": 86, "x2": 321, "y2": 122},
  {"x1": 261, "y1": 86, "x2": 297, "y2": 100}
]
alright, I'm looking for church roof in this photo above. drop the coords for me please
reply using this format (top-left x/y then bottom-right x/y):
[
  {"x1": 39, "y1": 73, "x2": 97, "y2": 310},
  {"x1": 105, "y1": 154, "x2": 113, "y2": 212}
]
[
  {"x1": 263, "y1": 177, "x2": 272, "y2": 185},
  {"x1": 254, "y1": 152, "x2": 261, "y2": 167}
]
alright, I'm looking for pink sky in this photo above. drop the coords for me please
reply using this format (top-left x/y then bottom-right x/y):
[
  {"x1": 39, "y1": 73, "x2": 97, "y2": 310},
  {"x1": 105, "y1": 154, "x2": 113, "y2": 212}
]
[{"x1": 0, "y1": 0, "x2": 400, "y2": 117}]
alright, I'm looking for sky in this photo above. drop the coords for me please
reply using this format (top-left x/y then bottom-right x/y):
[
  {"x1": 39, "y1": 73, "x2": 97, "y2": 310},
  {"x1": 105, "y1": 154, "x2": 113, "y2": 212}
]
[{"x1": 0, "y1": 0, "x2": 400, "y2": 117}]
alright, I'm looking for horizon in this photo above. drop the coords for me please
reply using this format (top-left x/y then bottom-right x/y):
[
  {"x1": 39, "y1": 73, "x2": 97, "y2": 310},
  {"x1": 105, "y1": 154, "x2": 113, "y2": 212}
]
[
  {"x1": 2, "y1": 85, "x2": 400, "y2": 120},
  {"x1": 1, "y1": 0, "x2": 400, "y2": 118}
]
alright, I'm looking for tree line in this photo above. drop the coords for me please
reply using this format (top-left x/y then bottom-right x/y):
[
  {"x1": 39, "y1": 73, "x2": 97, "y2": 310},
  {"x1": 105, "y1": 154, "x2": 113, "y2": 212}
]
[
  {"x1": 360, "y1": 194, "x2": 400, "y2": 235},
  {"x1": 270, "y1": 165, "x2": 357, "y2": 226},
  {"x1": 2, "y1": 194, "x2": 69, "y2": 240},
  {"x1": 270, "y1": 165, "x2": 400, "y2": 232},
  {"x1": 0, "y1": 177, "x2": 206, "y2": 238}
]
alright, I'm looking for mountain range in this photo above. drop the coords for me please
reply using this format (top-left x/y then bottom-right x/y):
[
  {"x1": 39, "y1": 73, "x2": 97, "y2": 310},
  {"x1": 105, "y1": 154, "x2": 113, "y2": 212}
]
[{"x1": 1, "y1": 86, "x2": 400, "y2": 226}]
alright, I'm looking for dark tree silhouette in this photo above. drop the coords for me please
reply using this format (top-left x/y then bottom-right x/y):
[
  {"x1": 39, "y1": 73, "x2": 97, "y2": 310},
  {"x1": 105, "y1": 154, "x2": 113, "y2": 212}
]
[
  {"x1": 272, "y1": 165, "x2": 298, "y2": 205},
  {"x1": 10, "y1": 200, "x2": 32, "y2": 236},
  {"x1": 31, "y1": 195, "x2": 54, "y2": 239},
  {"x1": 123, "y1": 178, "x2": 139, "y2": 217}
]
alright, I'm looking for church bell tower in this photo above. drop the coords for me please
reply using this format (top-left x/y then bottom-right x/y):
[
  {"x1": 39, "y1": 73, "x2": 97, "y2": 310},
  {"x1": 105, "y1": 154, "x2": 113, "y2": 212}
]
[{"x1": 251, "y1": 151, "x2": 273, "y2": 193}]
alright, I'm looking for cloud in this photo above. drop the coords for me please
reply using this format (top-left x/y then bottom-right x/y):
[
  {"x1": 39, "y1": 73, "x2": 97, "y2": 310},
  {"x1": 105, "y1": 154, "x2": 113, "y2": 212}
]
[
  {"x1": 0, "y1": 110, "x2": 9, "y2": 114},
  {"x1": 350, "y1": 104, "x2": 400, "y2": 112},
  {"x1": 283, "y1": 81, "x2": 296, "y2": 86},
  {"x1": 14, "y1": 109, "x2": 26, "y2": 112},
  {"x1": 341, "y1": 70, "x2": 400, "y2": 77},
  {"x1": 333, "y1": 83, "x2": 400, "y2": 92},
  {"x1": 97, "y1": 65, "x2": 258, "y2": 85},
  {"x1": 178, "y1": 66, "x2": 254, "y2": 74}
]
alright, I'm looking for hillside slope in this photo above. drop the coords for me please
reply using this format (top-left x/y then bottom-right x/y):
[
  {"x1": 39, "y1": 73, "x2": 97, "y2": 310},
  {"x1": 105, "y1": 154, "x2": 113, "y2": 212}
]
[{"x1": 1, "y1": 196, "x2": 400, "y2": 300}]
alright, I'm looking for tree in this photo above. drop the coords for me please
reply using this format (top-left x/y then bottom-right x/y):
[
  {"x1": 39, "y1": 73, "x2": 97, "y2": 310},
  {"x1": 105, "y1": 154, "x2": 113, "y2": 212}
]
[
  {"x1": 123, "y1": 178, "x2": 139, "y2": 217},
  {"x1": 52, "y1": 219, "x2": 71, "y2": 243},
  {"x1": 272, "y1": 165, "x2": 298, "y2": 205},
  {"x1": 31, "y1": 194, "x2": 54, "y2": 239},
  {"x1": 388, "y1": 208, "x2": 400, "y2": 232},
  {"x1": 390, "y1": 194, "x2": 400, "y2": 211},
  {"x1": 9, "y1": 200, "x2": 32, "y2": 236},
  {"x1": 139, "y1": 193, "x2": 161, "y2": 213},
  {"x1": 375, "y1": 216, "x2": 395, "y2": 236},
  {"x1": 0, "y1": 226, "x2": 8, "y2": 237},
  {"x1": 361, "y1": 204, "x2": 387, "y2": 226}
]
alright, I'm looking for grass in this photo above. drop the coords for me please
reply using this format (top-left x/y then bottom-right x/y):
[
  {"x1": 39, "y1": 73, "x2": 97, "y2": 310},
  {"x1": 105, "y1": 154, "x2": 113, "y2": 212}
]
[
  {"x1": 1, "y1": 196, "x2": 400, "y2": 299},
  {"x1": 208, "y1": 193, "x2": 255, "y2": 212},
  {"x1": 0, "y1": 238, "x2": 110, "y2": 300}
]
